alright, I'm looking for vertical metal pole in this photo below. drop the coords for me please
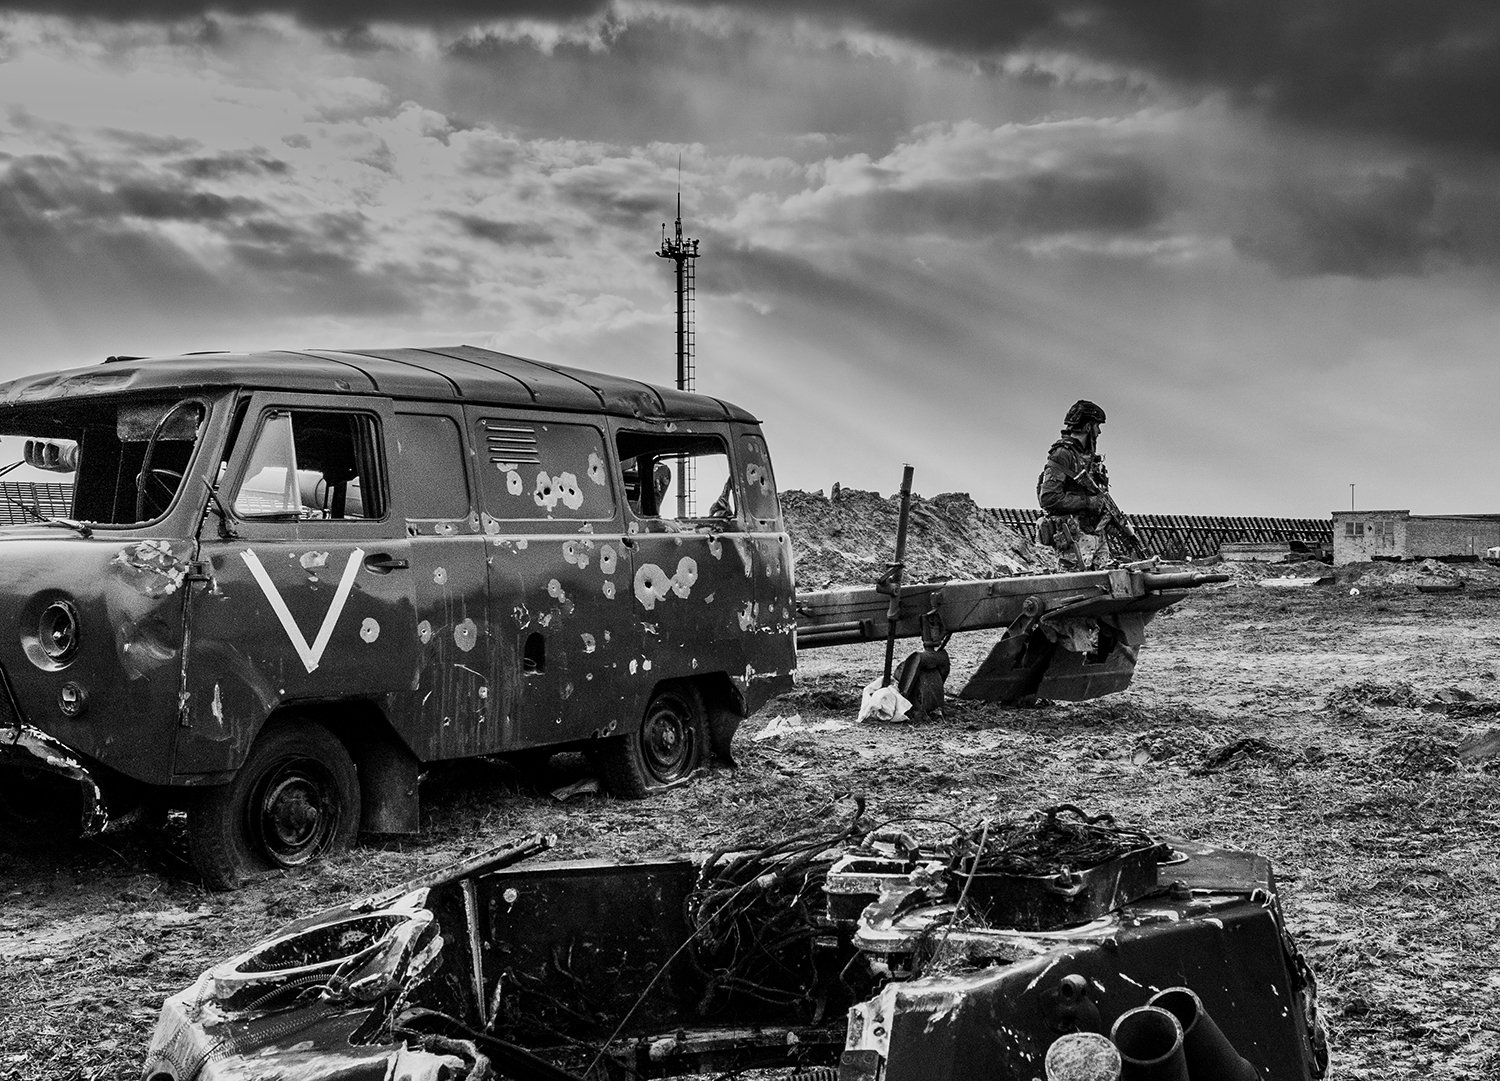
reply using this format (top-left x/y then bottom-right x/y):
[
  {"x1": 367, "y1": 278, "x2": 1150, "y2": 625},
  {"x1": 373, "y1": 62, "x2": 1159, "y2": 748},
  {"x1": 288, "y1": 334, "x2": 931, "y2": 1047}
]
[
  {"x1": 675, "y1": 243, "x2": 686, "y2": 392},
  {"x1": 882, "y1": 464, "x2": 915, "y2": 687},
  {"x1": 675, "y1": 249, "x2": 688, "y2": 518}
]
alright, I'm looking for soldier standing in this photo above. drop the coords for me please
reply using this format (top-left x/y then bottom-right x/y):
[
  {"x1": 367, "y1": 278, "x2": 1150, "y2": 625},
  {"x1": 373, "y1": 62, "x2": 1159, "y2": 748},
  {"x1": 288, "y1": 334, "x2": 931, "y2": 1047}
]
[{"x1": 1036, "y1": 399, "x2": 1114, "y2": 570}]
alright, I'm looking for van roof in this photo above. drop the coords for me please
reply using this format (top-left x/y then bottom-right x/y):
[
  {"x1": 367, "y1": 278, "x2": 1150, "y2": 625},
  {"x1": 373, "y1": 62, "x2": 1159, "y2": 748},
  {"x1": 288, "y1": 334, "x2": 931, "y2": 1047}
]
[{"x1": 0, "y1": 345, "x2": 759, "y2": 423}]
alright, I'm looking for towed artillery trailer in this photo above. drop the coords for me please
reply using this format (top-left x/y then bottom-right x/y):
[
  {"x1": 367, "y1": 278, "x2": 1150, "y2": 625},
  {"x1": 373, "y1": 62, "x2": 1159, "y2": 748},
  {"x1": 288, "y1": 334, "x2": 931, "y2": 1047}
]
[{"x1": 0, "y1": 346, "x2": 1219, "y2": 888}]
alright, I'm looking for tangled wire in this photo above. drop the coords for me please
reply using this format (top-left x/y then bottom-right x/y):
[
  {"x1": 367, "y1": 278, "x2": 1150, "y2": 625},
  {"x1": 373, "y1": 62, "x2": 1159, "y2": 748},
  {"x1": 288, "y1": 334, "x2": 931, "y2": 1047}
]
[
  {"x1": 952, "y1": 804, "x2": 1155, "y2": 879},
  {"x1": 684, "y1": 793, "x2": 868, "y2": 1015}
]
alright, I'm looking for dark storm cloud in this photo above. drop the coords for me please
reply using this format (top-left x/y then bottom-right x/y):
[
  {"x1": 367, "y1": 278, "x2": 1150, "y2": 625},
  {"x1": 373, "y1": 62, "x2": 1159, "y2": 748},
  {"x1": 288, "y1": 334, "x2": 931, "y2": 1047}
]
[
  {"x1": 699, "y1": 1, "x2": 1500, "y2": 154},
  {"x1": 173, "y1": 152, "x2": 289, "y2": 180},
  {"x1": 0, "y1": 153, "x2": 261, "y2": 223},
  {"x1": 442, "y1": 212, "x2": 553, "y2": 248},
  {"x1": 10, "y1": 2, "x2": 1499, "y2": 152},
  {"x1": 115, "y1": 181, "x2": 260, "y2": 221},
  {"x1": 555, "y1": 171, "x2": 666, "y2": 229},
  {"x1": 1233, "y1": 166, "x2": 1453, "y2": 279},
  {"x1": 846, "y1": 156, "x2": 1166, "y2": 240},
  {"x1": 0, "y1": 1, "x2": 607, "y2": 27},
  {"x1": 0, "y1": 154, "x2": 414, "y2": 315}
]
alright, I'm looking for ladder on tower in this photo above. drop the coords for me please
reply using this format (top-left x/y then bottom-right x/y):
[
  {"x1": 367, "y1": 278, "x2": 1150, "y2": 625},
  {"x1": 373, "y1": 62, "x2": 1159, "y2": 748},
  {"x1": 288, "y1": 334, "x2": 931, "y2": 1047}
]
[{"x1": 680, "y1": 252, "x2": 696, "y2": 515}]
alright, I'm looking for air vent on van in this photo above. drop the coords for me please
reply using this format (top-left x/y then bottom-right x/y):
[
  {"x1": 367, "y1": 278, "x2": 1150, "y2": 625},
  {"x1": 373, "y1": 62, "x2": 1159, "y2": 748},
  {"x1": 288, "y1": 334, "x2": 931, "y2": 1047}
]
[{"x1": 482, "y1": 421, "x2": 541, "y2": 465}]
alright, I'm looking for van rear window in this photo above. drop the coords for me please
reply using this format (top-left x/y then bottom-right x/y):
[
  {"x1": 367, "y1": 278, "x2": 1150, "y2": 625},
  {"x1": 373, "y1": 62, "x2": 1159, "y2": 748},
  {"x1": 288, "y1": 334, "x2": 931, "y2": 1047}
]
[{"x1": 616, "y1": 431, "x2": 736, "y2": 522}]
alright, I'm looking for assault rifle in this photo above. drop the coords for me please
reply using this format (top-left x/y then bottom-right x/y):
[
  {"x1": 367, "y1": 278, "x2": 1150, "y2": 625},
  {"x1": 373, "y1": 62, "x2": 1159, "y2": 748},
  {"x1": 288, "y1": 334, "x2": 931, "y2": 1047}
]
[{"x1": 1070, "y1": 463, "x2": 1149, "y2": 560}]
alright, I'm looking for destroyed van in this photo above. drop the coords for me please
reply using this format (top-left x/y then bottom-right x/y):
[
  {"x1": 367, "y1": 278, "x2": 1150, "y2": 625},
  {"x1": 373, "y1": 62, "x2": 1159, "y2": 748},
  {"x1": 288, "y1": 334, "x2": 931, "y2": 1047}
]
[{"x1": 0, "y1": 346, "x2": 795, "y2": 887}]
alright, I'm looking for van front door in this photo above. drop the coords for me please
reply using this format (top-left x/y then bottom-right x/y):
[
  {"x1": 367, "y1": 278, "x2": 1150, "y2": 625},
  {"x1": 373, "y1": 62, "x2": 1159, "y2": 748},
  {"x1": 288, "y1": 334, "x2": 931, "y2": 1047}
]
[{"x1": 177, "y1": 395, "x2": 416, "y2": 776}]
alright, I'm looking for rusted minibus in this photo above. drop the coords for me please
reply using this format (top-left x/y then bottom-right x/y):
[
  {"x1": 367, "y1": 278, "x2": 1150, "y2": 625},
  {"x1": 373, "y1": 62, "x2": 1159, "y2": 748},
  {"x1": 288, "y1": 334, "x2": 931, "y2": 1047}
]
[{"x1": 0, "y1": 346, "x2": 794, "y2": 887}]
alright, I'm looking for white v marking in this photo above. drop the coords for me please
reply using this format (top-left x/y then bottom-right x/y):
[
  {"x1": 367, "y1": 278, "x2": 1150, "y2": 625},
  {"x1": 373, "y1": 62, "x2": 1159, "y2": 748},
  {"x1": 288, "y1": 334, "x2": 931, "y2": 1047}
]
[{"x1": 240, "y1": 548, "x2": 365, "y2": 674}]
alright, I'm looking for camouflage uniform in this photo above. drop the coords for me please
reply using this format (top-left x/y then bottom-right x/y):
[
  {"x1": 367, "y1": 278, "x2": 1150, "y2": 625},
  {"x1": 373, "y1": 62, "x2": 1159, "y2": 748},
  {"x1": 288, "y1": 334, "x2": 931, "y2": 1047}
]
[{"x1": 1037, "y1": 401, "x2": 1111, "y2": 571}]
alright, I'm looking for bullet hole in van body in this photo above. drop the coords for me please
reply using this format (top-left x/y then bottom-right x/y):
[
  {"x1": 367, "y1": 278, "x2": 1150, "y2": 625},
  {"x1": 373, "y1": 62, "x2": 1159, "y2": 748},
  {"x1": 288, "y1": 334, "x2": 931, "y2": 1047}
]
[{"x1": 524, "y1": 633, "x2": 545, "y2": 674}]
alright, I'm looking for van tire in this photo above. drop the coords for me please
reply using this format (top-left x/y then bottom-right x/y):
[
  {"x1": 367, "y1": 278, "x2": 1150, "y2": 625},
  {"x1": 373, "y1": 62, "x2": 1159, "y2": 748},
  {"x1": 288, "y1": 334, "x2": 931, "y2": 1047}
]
[
  {"x1": 187, "y1": 723, "x2": 360, "y2": 891},
  {"x1": 599, "y1": 683, "x2": 707, "y2": 798}
]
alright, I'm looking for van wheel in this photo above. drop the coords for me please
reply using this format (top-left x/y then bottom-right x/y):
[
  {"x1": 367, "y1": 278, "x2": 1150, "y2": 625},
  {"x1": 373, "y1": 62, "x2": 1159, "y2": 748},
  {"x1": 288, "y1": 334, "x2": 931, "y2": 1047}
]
[
  {"x1": 599, "y1": 684, "x2": 707, "y2": 798},
  {"x1": 187, "y1": 723, "x2": 360, "y2": 891}
]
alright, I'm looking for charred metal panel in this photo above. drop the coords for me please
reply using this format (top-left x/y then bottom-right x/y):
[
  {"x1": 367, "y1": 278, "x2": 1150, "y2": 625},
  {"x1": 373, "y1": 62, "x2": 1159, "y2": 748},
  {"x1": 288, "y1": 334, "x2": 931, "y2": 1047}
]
[
  {"x1": 844, "y1": 843, "x2": 1318, "y2": 1081},
  {"x1": 861, "y1": 905, "x2": 1302, "y2": 1081},
  {"x1": 470, "y1": 409, "x2": 639, "y2": 749},
  {"x1": 477, "y1": 859, "x2": 707, "y2": 1036},
  {"x1": 0, "y1": 722, "x2": 107, "y2": 836},
  {"x1": 0, "y1": 538, "x2": 188, "y2": 786},
  {"x1": 142, "y1": 830, "x2": 1321, "y2": 1081}
]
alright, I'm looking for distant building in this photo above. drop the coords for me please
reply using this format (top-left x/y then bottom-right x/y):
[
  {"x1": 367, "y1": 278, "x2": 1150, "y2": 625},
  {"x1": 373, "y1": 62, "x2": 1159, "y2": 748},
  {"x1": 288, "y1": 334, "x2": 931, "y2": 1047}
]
[{"x1": 1331, "y1": 509, "x2": 1500, "y2": 564}]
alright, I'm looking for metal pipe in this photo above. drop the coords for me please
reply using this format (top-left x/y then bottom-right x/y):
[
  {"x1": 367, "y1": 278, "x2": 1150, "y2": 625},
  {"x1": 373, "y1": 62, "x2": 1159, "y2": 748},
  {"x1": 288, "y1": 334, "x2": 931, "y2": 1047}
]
[
  {"x1": 882, "y1": 464, "x2": 915, "y2": 686},
  {"x1": 1111, "y1": 1005, "x2": 1188, "y2": 1081},
  {"x1": 1148, "y1": 987, "x2": 1259, "y2": 1081}
]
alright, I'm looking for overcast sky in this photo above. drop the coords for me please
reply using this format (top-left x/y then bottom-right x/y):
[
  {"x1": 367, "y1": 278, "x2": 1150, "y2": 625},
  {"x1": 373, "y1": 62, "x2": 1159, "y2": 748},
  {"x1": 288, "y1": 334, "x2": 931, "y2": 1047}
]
[{"x1": 1, "y1": 2, "x2": 1496, "y2": 516}]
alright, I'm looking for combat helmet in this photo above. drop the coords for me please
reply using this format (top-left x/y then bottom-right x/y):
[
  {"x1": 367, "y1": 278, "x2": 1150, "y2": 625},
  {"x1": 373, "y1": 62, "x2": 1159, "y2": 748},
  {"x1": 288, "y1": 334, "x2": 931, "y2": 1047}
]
[{"x1": 1063, "y1": 399, "x2": 1106, "y2": 427}]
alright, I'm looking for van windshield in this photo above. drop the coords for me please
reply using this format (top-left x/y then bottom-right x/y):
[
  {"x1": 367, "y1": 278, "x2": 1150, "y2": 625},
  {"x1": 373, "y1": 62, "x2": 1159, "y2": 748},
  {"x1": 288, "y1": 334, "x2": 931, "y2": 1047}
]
[{"x1": 0, "y1": 397, "x2": 207, "y2": 526}]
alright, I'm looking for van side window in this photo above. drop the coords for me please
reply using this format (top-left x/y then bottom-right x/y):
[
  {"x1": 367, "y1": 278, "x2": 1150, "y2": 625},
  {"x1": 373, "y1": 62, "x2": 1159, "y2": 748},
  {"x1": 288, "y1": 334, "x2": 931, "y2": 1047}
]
[
  {"x1": 475, "y1": 417, "x2": 615, "y2": 522},
  {"x1": 392, "y1": 413, "x2": 469, "y2": 520},
  {"x1": 617, "y1": 432, "x2": 735, "y2": 522},
  {"x1": 232, "y1": 410, "x2": 385, "y2": 521},
  {"x1": 740, "y1": 435, "x2": 780, "y2": 527}
]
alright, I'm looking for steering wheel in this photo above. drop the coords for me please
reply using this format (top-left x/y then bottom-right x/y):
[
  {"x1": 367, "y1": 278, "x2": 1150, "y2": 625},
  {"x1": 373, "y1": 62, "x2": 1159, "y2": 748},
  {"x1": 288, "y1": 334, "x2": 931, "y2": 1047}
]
[{"x1": 135, "y1": 401, "x2": 202, "y2": 521}]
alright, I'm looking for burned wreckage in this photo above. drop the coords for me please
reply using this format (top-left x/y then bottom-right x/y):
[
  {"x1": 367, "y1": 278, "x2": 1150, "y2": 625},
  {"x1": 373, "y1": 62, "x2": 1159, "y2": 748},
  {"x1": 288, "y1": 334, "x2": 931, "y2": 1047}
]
[
  {"x1": 0, "y1": 346, "x2": 1221, "y2": 888},
  {"x1": 144, "y1": 805, "x2": 1329, "y2": 1081}
]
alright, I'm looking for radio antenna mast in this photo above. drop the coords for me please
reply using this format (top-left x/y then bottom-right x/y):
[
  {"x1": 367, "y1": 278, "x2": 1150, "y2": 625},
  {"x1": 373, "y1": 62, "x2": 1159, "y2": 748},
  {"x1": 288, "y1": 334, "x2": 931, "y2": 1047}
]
[{"x1": 656, "y1": 162, "x2": 700, "y2": 515}]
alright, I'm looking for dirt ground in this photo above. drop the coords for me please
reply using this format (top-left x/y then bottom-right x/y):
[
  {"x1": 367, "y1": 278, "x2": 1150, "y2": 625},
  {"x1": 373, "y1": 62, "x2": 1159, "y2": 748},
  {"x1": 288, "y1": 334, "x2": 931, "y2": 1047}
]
[{"x1": 4, "y1": 557, "x2": 1500, "y2": 1080}]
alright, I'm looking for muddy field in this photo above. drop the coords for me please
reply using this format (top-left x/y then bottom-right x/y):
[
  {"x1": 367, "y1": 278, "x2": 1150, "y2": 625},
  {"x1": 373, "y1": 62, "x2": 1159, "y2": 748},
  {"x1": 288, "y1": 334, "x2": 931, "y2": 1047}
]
[{"x1": 3, "y1": 561, "x2": 1500, "y2": 1080}]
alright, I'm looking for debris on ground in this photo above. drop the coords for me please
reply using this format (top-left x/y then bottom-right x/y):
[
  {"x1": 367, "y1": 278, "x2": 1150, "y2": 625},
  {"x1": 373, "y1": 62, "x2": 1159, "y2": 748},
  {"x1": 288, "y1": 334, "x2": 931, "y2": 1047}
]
[
  {"x1": 857, "y1": 678, "x2": 911, "y2": 722},
  {"x1": 1193, "y1": 736, "x2": 1295, "y2": 773},
  {"x1": 751, "y1": 713, "x2": 852, "y2": 741},
  {"x1": 549, "y1": 777, "x2": 601, "y2": 801},
  {"x1": 140, "y1": 805, "x2": 1327, "y2": 1081},
  {"x1": 1457, "y1": 727, "x2": 1500, "y2": 763}
]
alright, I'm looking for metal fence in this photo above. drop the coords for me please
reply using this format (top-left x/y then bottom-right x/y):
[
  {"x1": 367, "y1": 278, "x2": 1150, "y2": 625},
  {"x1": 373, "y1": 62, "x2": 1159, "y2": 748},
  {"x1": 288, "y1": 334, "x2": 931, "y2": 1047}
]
[
  {"x1": 984, "y1": 508, "x2": 1333, "y2": 560},
  {"x1": 0, "y1": 482, "x2": 75, "y2": 525}
]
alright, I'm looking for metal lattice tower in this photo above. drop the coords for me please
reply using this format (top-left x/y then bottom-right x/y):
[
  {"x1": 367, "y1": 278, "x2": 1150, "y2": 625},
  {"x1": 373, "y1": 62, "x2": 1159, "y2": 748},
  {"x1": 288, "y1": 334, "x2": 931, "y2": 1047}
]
[{"x1": 657, "y1": 190, "x2": 700, "y2": 516}]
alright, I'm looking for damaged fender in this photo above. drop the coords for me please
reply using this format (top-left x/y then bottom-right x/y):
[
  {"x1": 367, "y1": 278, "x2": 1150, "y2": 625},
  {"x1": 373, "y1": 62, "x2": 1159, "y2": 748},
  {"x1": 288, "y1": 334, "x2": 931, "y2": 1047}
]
[{"x1": 0, "y1": 722, "x2": 107, "y2": 838}]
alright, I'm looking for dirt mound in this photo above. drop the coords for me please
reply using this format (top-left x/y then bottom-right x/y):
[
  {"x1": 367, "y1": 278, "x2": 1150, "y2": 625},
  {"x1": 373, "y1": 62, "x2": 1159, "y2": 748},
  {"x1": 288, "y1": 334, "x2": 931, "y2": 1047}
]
[{"x1": 783, "y1": 488, "x2": 1051, "y2": 589}]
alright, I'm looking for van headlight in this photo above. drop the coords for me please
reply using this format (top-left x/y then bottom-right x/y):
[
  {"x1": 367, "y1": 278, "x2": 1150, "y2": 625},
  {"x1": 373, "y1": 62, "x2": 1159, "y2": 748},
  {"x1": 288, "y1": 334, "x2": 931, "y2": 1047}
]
[{"x1": 38, "y1": 601, "x2": 80, "y2": 665}]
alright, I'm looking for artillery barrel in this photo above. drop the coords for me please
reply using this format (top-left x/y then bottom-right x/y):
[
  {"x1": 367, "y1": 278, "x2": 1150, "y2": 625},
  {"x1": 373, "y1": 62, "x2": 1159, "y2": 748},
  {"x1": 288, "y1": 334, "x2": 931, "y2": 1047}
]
[{"x1": 1140, "y1": 570, "x2": 1230, "y2": 591}]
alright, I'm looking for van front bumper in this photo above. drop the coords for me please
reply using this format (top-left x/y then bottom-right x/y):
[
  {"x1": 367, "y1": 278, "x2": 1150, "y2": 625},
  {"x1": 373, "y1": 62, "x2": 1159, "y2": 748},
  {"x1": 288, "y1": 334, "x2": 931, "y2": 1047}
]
[{"x1": 0, "y1": 722, "x2": 107, "y2": 838}]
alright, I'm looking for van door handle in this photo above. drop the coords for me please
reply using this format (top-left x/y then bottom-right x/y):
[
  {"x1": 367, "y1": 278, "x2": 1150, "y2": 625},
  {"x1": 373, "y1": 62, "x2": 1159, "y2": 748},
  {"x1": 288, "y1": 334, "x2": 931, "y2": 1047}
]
[
  {"x1": 364, "y1": 553, "x2": 410, "y2": 573},
  {"x1": 620, "y1": 535, "x2": 635, "y2": 549}
]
